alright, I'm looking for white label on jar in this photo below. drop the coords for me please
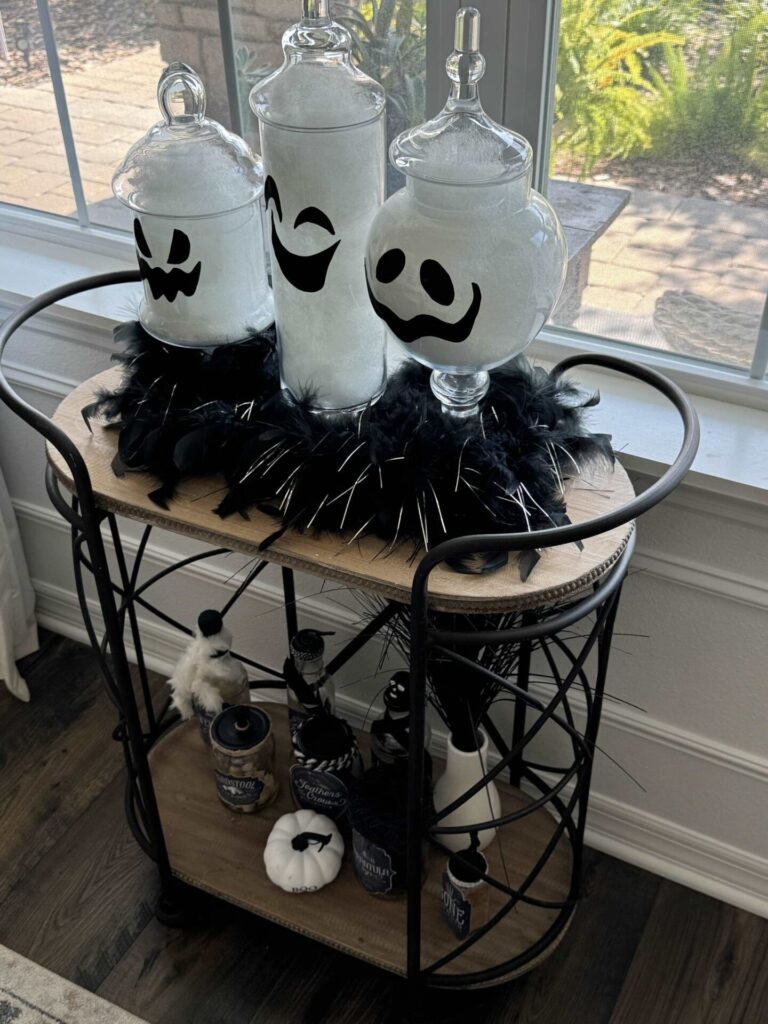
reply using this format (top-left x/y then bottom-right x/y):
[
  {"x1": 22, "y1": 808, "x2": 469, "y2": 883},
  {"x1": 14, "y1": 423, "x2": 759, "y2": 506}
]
[{"x1": 215, "y1": 771, "x2": 264, "y2": 807}]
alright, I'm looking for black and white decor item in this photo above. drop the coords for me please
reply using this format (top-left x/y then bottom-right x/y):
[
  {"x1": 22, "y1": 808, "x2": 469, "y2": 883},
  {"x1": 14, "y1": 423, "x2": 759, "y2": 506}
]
[{"x1": 89, "y1": 4, "x2": 620, "y2": 581}]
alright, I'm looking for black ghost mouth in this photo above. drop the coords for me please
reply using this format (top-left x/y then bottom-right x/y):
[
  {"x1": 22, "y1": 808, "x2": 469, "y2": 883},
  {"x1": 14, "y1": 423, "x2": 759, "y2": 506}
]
[
  {"x1": 134, "y1": 220, "x2": 201, "y2": 303},
  {"x1": 365, "y1": 260, "x2": 482, "y2": 344},
  {"x1": 138, "y1": 259, "x2": 202, "y2": 302},
  {"x1": 265, "y1": 175, "x2": 340, "y2": 293}
]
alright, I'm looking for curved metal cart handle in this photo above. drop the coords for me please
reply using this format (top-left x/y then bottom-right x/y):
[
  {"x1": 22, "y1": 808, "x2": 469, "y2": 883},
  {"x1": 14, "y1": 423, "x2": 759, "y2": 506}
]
[
  {"x1": 0, "y1": 270, "x2": 142, "y2": 518},
  {"x1": 410, "y1": 351, "x2": 701, "y2": 605}
]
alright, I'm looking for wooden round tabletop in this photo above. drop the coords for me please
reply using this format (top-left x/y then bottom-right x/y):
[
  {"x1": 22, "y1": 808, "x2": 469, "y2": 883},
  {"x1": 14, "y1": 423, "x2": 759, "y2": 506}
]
[{"x1": 49, "y1": 368, "x2": 635, "y2": 613}]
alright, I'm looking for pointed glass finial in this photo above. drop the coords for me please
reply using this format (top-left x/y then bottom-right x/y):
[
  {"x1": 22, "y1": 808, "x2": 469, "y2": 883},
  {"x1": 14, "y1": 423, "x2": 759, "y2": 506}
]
[
  {"x1": 302, "y1": 0, "x2": 330, "y2": 20},
  {"x1": 447, "y1": 7, "x2": 485, "y2": 101}
]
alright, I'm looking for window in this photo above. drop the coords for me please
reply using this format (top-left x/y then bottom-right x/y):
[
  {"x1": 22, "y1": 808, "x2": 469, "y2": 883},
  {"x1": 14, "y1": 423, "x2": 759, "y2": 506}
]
[
  {"x1": 0, "y1": 0, "x2": 426, "y2": 229},
  {"x1": 545, "y1": 0, "x2": 768, "y2": 383},
  {"x1": 2, "y1": 0, "x2": 767, "y2": 390}
]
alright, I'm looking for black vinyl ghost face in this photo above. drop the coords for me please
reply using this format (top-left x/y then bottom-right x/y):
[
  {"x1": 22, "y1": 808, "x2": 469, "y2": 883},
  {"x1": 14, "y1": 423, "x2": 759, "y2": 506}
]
[
  {"x1": 134, "y1": 219, "x2": 201, "y2": 303},
  {"x1": 365, "y1": 248, "x2": 482, "y2": 344},
  {"x1": 265, "y1": 176, "x2": 340, "y2": 293}
]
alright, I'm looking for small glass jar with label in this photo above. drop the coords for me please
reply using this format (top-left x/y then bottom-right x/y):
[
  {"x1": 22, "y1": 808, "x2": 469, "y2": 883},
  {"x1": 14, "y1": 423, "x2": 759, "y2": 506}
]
[
  {"x1": 210, "y1": 706, "x2": 278, "y2": 813},
  {"x1": 290, "y1": 713, "x2": 362, "y2": 823},
  {"x1": 285, "y1": 629, "x2": 336, "y2": 737},
  {"x1": 442, "y1": 844, "x2": 491, "y2": 939}
]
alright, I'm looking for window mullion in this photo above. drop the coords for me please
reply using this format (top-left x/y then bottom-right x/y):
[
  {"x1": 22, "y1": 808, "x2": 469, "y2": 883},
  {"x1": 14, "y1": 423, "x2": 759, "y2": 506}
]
[
  {"x1": 217, "y1": 0, "x2": 244, "y2": 138},
  {"x1": 500, "y1": 0, "x2": 557, "y2": 193},
  {"x1": 750, "y1": 294, "x2": 768, "y2": 381},
  {"x1": 35, "y1": 0, "x2": 89, "y2": 228}
]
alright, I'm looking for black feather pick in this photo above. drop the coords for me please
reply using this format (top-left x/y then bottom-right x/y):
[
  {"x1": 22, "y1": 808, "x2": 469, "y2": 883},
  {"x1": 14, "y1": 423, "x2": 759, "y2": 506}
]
[{"x1": 85, "y1": 321, "x2": 614, "y2": 579}]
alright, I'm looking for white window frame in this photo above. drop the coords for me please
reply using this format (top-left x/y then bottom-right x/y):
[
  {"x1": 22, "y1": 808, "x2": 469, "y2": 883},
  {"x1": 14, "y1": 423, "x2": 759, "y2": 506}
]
[{"x1": 3, "y1": 0, "x2": 768, "y2": 408}]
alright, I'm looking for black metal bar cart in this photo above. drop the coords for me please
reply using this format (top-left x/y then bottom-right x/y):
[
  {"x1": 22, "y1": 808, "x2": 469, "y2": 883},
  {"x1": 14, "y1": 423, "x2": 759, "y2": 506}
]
[{"x1": 0, "y1": 272, "x2": 699, "y2": 989}]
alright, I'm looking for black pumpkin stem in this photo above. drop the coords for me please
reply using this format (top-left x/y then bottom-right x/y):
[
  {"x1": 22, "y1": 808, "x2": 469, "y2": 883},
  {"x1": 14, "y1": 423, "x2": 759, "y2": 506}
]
[{"x1": 291, "y1": 831, "x2": 332, "y2": 852}]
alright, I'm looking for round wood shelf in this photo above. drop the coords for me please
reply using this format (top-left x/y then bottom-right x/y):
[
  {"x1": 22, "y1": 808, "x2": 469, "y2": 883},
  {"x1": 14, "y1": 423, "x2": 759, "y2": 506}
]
[
  {"x1": 49, "y1": 368, "x2": 635, "y2": 613},
  {"x1": 148, "y1": 703, "x2": 573, "y2": 984}
]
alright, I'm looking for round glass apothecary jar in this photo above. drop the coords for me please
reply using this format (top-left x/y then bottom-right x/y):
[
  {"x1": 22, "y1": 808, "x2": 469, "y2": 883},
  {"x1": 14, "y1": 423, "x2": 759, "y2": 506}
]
[
  {"x1": 113, "y1": 63, "x2": 273, "y2": 348},
  {"x1": 250, "y1": 0, "x2": 387, "y2": 413},
  {"x1": 365, "y1": 8, "x2": 567, "y2": 417}
]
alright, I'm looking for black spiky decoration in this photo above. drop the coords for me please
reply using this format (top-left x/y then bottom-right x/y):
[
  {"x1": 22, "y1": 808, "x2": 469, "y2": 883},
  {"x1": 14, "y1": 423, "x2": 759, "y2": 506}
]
[{"x1": 85, "y1": 321, "x2": 613, "y2": 579}]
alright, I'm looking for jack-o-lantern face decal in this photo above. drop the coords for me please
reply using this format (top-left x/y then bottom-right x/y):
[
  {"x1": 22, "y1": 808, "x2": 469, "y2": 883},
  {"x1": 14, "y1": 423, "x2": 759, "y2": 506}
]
[
  {"x1": 265, "y1": 175, "x2": 340, "y2": 293},
  {"x1": 365, "y1": 248, "x2": 482, "y2": 344},
  {"x1": 134, "y1": 220, "x2": 201, "y2": 303}
]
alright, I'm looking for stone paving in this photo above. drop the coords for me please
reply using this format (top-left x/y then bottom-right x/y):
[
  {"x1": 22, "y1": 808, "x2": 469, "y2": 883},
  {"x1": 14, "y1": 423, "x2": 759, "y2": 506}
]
[
  {"x1": 1, "y1": 44, "x2": 766, "y2": 367},
  {"x1": 0, "y1": 45, "x2": 163, "y2": 224},
  {"x1": 568, "y1": 186, "x2": 768, "y2": 368}
]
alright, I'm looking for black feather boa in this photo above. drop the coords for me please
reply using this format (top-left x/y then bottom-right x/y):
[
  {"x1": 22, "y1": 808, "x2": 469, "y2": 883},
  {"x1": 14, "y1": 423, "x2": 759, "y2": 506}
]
[{"x1": 84, "y1": 321, "x2": 613, "y2": 577}]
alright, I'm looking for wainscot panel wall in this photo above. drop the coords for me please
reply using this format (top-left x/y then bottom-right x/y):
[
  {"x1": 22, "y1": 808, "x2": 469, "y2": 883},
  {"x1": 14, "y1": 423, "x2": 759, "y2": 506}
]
[{"x1": 1, "y1": 295, "x2": 766, "y2": 919}]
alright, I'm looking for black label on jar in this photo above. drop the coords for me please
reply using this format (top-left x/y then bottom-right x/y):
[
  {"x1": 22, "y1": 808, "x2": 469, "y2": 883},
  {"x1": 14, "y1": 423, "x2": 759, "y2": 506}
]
[
  {"x1": 442, "y1": 873, "x2": 470, "y2": 939},
  {"x1": 352, "y1": 831, "x2": 395, "y2": 896},
  {"x1": 215, "y1": 771, "x2": 264, "y2": 807},
  {"x1": 290, "y1": 765, "x2": 348, "y2": 819}
]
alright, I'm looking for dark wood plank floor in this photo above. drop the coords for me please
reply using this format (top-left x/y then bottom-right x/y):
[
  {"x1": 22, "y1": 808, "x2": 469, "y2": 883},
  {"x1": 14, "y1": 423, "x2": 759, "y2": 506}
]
[{"x1": 1, "y1": 633, "x2": 766, "y2": 1024}]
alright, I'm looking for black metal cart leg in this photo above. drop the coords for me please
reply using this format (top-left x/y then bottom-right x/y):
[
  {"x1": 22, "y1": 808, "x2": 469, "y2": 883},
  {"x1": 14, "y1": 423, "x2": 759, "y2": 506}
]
[
  {"x1": 509, "y1": 612, "x2": 533, "y2": 786},
  {"x1": 282, "y1": 566, "x2": 298, "y2": 642},
  {"x1": 406, "y1": 570, "x2": 431, "y2": 987},
  {"x1": 78, "y1": 511, "x2": 179, "y2": 913},
  {"x1": 574, "y1": 583, "x2": 624, "y2": 870}
]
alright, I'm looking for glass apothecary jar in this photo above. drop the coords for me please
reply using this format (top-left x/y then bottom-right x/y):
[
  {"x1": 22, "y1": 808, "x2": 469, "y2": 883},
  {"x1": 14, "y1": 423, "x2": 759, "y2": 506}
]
[
  {"x1": 113, "y1": 63, "x2": 273, "y2": 348},
  {"x1": 250, "y1": 1, "x2": 387, "y2": 413},
  {"x1": 365, "y1": 8, "x2": 567, "y2": 417}
]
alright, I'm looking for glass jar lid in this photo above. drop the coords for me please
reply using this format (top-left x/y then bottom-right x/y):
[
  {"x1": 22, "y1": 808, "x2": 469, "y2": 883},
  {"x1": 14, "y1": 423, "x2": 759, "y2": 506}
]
[
  {"x1": 390, "y1": 7, "x2": 531, "y2": 186},
  {"x1": 250, "y1": 0, "x2": 385, "y2": 131},
  {"x1": 113, "y1": 63, "x2": 264, "y2": 218}
]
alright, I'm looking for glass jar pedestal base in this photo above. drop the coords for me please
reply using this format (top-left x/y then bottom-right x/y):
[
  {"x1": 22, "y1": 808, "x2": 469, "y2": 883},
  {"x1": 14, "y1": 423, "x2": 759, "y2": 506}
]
[{"x1": 431, "y1": 370, "x2": 490, "y2": 419}]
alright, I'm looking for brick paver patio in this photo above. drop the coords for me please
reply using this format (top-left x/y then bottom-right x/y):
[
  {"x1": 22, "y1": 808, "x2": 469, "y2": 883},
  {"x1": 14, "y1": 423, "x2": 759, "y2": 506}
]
[
  {"x1": 1, "y1": 45, "x2": 766, "y2": 367},
  {"x1": 0, "y1": 45, "x2": 163, "y2": 225}
]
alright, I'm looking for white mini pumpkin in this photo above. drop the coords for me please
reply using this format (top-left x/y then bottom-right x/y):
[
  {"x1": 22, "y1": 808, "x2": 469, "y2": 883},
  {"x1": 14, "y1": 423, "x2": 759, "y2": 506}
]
[{"x1": 263, "y1": 809, "x2": 344, "y2": 893}]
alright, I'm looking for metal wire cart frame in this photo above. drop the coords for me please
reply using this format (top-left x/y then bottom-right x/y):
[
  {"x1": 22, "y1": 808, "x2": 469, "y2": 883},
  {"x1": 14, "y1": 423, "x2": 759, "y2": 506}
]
[{"x1": 0, "y1": 271, "x2": 699, "y2": 989}]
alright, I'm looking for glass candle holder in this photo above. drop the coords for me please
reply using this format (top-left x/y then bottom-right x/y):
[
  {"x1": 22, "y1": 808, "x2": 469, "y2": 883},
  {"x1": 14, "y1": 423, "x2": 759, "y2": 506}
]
[{"x1": 365, "y1": 8, "x2": 567, "y2": 417}]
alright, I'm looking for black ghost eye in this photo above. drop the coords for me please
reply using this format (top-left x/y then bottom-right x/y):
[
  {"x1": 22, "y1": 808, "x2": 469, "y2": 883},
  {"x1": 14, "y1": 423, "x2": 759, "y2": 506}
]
[
  {"x1": 265, "y1": 175, "x2": 282, "y2": 221},
  {"x1": 420, "y1": 259, "x2": 455, "y2": 306},
  {"x1": 376, "y1": 248, "x2": 406, "y2": 284},
  {"x1": 133, "y1": 218, "x2": 151, "y2": 259},
  {"x1": 167, "y1": 229, "x2": 191, "y2": 265},
  {"x1": 294, "y1": 207, "x2": 335, "y2": 235}
]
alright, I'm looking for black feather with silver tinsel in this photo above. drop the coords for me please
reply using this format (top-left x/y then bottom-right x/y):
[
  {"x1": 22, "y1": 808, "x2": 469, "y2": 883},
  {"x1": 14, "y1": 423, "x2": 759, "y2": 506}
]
[{"x1": 84, "y1": 321, "x2": 613, "y2": 578}]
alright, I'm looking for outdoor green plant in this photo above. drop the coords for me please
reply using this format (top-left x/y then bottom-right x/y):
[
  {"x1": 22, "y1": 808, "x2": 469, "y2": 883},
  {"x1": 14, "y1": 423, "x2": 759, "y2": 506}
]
[
  {"x1": 646, "y1": 1, "x2": 768, "y2": 170},
  {"x1": 553, "y1": 0, "x2": 684, "y2": 174},
  {"x1": 335, "y1": 0, "x2": 427, "y2": 134}
]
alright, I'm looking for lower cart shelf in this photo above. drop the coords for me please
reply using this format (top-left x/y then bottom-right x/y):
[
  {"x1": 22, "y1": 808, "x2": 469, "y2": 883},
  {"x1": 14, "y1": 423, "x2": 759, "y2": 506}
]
[{"x1": 148, "y1": 704, "x2": 573, "y2": 982}]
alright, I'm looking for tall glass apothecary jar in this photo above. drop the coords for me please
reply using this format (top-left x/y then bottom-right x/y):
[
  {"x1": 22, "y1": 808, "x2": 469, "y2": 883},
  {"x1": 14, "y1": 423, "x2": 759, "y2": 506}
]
[
  {"x1": 250, "y1": 1, "x2": 387, "y2": 413},
  {"x1": 113, "y1": 63, "x2": 273, "y2": 348},
  {"x1": 365, "y1": 8, "x2": 567, "y2": 417}
]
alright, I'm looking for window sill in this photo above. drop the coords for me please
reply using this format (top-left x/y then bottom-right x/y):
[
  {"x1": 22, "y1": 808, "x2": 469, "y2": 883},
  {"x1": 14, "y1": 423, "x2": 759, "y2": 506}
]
[{"x1": 2, "y1": 230, "x2": 767, "y2": 508}]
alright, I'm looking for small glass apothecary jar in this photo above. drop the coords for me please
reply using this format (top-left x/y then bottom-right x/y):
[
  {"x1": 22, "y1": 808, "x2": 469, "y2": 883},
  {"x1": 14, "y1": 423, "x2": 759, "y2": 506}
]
[
  {"x1": 365, "y1": 8, "x2": 567, "y2": 417},
  {"x1": 210, "y1": 705, "x2": 278, "y2": 813},
  {"x1": 113, "y1": 63, "x2": 273, "y2": 348}
]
